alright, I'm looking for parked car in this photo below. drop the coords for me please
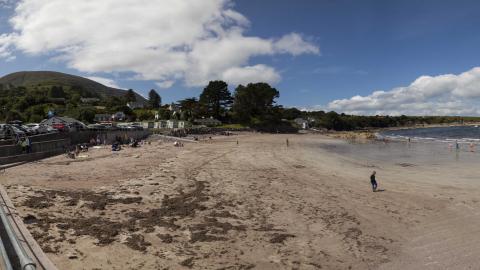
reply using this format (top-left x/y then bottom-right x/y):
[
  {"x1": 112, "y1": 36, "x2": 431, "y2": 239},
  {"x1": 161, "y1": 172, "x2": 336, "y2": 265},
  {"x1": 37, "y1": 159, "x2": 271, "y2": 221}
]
[
  {"x1": 45, "y1": 126, "x2": 58, "y2": 133},
  {"x1": 18, "y1": 125, "x2": 36, "y2": 136},
  {"x1": 25, "y1": 123, "x2": 50, "y2": 134},
  {"x1": 0, "y1": 124, "x2": 26, "y2": 140},
  {"x1": 52, "y1": 123, "x2": 67, "y2": 132}
]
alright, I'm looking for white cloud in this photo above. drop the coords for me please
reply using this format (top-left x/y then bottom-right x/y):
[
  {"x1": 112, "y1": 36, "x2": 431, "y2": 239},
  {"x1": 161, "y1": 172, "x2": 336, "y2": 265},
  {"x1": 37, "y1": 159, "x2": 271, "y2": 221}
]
[
  {"x1": 221, "y1": 64, "x2": 281, "y2": 86},
  {"x1": 326, "y1": 67, "x2": 480, "y2": 116},
  {"x1": 0, "y1": 34, "x2": 15, "y2": 60},
  {"x1": 155, "y1": 80, "x2": 175, "y2": 89},
  {"x1": 0, "y1": 0, "x2": 319, "y2": 88},
  {"x1": 273, "y1": 33, "x2": 319, "y2": 56},
  {"x1": 86, "y1": 76, "x2": 120, "y2": 89}
]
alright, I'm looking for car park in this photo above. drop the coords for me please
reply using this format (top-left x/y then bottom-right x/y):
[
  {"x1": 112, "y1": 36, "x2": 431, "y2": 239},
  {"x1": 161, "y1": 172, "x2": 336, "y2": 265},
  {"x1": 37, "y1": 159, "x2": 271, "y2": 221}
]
[{"x1": 25, "y1": 123, "x2": 50, "y2": 134}]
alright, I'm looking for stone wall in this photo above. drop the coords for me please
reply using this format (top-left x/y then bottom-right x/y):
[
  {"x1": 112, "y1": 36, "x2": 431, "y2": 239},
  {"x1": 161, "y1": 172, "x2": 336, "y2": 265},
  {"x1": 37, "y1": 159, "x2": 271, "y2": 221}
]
[{"x1": 0, "y1": 130, "x2": 150, "y2": 165}]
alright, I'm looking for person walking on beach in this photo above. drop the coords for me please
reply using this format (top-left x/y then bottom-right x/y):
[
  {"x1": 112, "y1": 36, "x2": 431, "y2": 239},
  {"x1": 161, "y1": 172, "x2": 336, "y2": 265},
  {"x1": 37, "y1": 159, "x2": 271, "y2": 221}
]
[{"x1": 370, "y1": 171, "x2": 378, "y2": 192}]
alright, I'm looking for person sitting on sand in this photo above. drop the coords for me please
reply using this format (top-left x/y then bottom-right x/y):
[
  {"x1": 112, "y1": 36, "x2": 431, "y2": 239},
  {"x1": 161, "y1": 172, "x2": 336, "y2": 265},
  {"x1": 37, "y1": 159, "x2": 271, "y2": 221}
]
[
  {"x1": 370, "y1": 171, "x2": 378, "y2": 192},
  {"x1": 130, "y1": 139, "x2": 139, "y2": 148},
  {"x1": 112, "y1": 141, "x2": 121, "y2": 151}
]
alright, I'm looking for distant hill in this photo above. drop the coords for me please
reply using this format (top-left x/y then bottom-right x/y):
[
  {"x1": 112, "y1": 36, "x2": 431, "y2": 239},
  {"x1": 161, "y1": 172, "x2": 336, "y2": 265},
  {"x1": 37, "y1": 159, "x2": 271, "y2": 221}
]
[{"x1": 0, "y1": 71, "x2": 147, "y2": 103}]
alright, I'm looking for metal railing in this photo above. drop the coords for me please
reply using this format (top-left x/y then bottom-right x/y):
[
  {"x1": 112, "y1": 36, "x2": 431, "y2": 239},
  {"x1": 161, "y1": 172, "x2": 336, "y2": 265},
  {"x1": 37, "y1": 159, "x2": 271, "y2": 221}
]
[
  {"x1": 0, "y1": 184, "x2": 58, "y2": 270},
  {"x1": 0, "y1": 201, "x2": 36, "y2": 270}
]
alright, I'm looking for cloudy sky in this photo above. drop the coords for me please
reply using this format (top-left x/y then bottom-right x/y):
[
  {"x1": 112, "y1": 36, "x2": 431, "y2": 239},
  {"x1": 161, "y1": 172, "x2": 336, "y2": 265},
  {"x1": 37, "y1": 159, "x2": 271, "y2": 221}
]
[{"x1": 1, "y1": 0, "x2": 480, "y2": 116}]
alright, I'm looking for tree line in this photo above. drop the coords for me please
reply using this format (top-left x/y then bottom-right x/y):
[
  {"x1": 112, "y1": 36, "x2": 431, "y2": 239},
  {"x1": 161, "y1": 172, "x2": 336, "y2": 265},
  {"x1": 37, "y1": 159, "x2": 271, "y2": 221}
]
[{"x1": 1, "y1": 80, "x2": 479, "y2": 131}]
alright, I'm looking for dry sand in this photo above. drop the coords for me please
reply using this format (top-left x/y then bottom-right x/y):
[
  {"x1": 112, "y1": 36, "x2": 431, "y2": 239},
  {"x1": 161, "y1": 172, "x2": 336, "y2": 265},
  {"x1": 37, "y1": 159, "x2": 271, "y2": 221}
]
[{"x1": 1, "y1": 134, "x2": 480, "y2": 269}]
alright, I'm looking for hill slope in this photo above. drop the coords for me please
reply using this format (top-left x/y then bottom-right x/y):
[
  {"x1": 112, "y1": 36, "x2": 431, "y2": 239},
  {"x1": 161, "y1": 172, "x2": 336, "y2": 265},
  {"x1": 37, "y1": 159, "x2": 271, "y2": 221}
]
[{"x1": 0, "y1": 71, "x2": 147, "y2": 103}]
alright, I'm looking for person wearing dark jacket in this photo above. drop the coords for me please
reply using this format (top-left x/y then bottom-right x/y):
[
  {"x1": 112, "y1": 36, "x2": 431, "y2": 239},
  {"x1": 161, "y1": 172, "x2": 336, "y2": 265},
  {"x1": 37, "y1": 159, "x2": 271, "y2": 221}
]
[{"x1": 370, "y1": 171, "x2": 378, "y2": 192}]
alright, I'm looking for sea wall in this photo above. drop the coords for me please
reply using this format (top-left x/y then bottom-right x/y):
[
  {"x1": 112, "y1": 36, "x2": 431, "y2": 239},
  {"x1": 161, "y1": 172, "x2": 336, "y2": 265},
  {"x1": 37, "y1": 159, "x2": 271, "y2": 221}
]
[{"x1": 0, "y1": 130, "x2": 150, "y2": 165}]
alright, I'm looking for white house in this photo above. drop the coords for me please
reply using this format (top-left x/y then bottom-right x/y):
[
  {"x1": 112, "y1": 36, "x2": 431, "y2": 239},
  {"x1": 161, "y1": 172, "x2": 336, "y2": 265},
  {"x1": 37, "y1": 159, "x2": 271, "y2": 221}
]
[{"x1": 294, "y1": 118, "x2": 309, "y2": 129}]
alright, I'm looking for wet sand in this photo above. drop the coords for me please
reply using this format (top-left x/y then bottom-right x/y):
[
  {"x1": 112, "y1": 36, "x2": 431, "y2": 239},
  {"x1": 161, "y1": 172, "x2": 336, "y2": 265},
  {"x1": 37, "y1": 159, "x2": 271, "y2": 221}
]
[{"x1": 1, "y1": 134, "x2": 480, "y2": 269}]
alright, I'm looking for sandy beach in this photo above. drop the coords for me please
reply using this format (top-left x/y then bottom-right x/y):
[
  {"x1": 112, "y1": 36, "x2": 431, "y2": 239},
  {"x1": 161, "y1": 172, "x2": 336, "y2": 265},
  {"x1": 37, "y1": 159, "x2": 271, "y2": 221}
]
[{"x1": 1, "y1": 133, "x2": 480, "y2": 269}]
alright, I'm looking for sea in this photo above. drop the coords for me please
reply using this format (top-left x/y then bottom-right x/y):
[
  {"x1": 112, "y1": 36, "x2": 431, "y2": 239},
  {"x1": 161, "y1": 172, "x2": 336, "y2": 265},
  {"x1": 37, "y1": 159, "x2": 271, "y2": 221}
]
[
  {"x1": 379, "y1": 125, "x2": 480, "y2": 143},
  {"x1": 318, "y1": 125, "x2": 480, "y2": 166}
]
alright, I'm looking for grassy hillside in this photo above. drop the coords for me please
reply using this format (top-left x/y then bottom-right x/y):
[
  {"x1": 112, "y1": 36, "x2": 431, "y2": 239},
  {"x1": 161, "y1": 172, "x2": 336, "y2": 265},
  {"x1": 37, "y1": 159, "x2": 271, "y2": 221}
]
[
  {"x1": 0, "y1": 71, "x2": 146, "y2": 102},
  {"x1": 0, "y1": 71, "x2": 148, "y2": 123}
]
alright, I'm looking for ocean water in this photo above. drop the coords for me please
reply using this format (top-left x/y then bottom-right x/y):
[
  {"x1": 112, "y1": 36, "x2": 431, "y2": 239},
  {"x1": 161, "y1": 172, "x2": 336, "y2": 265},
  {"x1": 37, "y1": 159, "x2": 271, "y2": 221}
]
[
  {"x1": 316, "y1": 126, "x2": 480, "y2": 166},
  {"x1": 318, "y1": 138, "x2": 480, "y2": 166},
  {"x1": 379, "y1": 126, "x2": 480, "y2": 143}
]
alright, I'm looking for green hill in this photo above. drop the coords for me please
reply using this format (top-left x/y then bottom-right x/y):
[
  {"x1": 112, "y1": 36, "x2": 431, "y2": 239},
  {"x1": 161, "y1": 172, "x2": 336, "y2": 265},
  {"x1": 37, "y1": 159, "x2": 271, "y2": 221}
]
[
  {"x1": 0, "y1": 71, "x2": 146, "y2": 102},
  {"x1": 0, "y1": 71, "x2": 149, "y2": 123}
]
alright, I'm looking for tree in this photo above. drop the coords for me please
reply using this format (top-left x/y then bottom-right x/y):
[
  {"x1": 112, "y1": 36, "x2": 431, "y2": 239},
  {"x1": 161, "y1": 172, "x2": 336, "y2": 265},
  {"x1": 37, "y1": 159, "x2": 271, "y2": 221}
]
[
  {"x1": 199, "y1": 80, "x2": 233, "y2": 119},
  {"x1": 232, "y1": 83, "x2": 280, "y2": 125},
  {"x1": 137, "y1": 110, "x2": 155, "y2": 121},
  {"x1": 148, "y1": 89, "x2": 161, "y2": 109},
  {"x1": 77, "y1": 108, "x2": 96, "y2": 123},
  {"x1": 5, "y1": 110, "x2": 25, "y2": 123},
  {"x1": 48, "y1": 86, "x2": 66, "y2": 98},
  {"x1": 105, "y1": 96, "x2": 124, "y2": 109},
  {"x1": 281, "y1": 107, "x2": 303, "y2": 120},
  {"x1": 178, "y1": 97, "x2": 200, "y2": 121},
  {"x1": 157, "y1": 105, "x2": 172, "y2": 120},
  {"x1": 125, "y1": 89, "x2": 137, "y2": 102}
]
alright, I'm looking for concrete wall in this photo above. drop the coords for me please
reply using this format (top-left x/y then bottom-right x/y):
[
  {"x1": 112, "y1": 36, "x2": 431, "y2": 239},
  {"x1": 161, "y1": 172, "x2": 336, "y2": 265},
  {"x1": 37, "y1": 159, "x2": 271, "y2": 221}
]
[{"x1": 0, "y1": 130, "x2": 150, "y2": 165}]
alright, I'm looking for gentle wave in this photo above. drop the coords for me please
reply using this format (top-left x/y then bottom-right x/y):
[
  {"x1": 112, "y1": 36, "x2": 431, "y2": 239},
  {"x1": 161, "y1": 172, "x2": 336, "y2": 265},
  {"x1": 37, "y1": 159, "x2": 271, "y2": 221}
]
[{"x1": 379, "y1": 126, "x2": 480, "y2": 144}]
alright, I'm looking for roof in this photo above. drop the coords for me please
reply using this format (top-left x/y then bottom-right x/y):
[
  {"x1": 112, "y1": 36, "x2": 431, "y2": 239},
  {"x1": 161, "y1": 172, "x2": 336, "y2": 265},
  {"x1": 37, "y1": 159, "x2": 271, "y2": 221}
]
[{"x1": 41, "y1": 116, "x2": 86, "y2": 126}]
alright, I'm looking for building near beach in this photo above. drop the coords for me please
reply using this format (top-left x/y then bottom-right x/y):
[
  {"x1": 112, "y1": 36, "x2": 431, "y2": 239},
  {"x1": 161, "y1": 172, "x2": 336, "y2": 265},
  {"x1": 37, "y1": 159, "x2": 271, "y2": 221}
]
[
  {"x1": 41, "y1": 116, "x2": 87, "y2": 131},
  {"x1": 167, "y1": 120, "x2": 186, "y2": 129},
  {"x1": 294, "y1": 118, "x2": 309, "y2": 129}
]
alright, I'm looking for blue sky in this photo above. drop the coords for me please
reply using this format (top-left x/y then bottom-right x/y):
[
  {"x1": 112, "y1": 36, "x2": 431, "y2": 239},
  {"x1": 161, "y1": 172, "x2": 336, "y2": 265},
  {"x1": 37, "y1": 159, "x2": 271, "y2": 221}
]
[{"x1": 1, "y1": 0, "x2": 480, "y2": 115}]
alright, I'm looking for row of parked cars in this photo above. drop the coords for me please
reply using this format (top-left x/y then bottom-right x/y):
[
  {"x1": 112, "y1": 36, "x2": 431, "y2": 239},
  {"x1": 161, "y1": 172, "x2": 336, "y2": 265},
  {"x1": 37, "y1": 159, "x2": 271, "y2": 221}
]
[
  {"x1": 0, "y1": 122, "x2": 58, "y2": 140},
  {"x1": 87, "y1": 123, "x2": 144, "y2": 131},
  {"x1": 1, "y1": 120, "x2": 146, "y2": 141}
]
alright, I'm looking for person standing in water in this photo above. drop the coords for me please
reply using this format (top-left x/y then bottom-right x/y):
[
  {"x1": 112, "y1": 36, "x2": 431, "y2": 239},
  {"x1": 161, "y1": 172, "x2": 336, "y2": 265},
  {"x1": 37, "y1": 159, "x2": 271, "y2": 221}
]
[
  {"x1": 286, "y1": 138, "x2": 289, "y2": 147},
  {"x1": 370, "y1": 171, "x2": 378, "y2": 192}
]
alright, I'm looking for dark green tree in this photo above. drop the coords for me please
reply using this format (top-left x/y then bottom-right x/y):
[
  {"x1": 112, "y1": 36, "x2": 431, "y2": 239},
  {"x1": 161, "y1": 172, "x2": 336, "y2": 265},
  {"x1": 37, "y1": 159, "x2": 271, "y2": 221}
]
[
  {"x1": 157, "y1": 105, "x2": 172, "y2": 120},
  {"x1": 178, "y1": 97, "x2": 200, "y2": 121},
  {"x1": 77, "y1": 108, "x2": 96, "y2": 123},
  {"x1": 125, "y1": 89, "x2": 137, "y2": 102},
  {"x1": 137, "y1": 110, "x2": 155, "y2": 121},
  {"x1": 199, "y1": 80, "x2": 233, "y2": 119},
  {"x1": 281, "y1": 107, "x2": 303, "y2": 120},
  {"x1": 232, "y1": 83, "x2": 280, "y2": 125},
  {"x1": 148, "y1": 89, "x2": 162, "y2": 109},
  {"x1": 5, "y1": 110, "x2": 25, "y2": 122},
  {"x1": 48, "y1": 86, "x2": 66, "y2": 98},
  {"x1": 105, "y1": 96, "x2": 124, "y2": 109}
]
